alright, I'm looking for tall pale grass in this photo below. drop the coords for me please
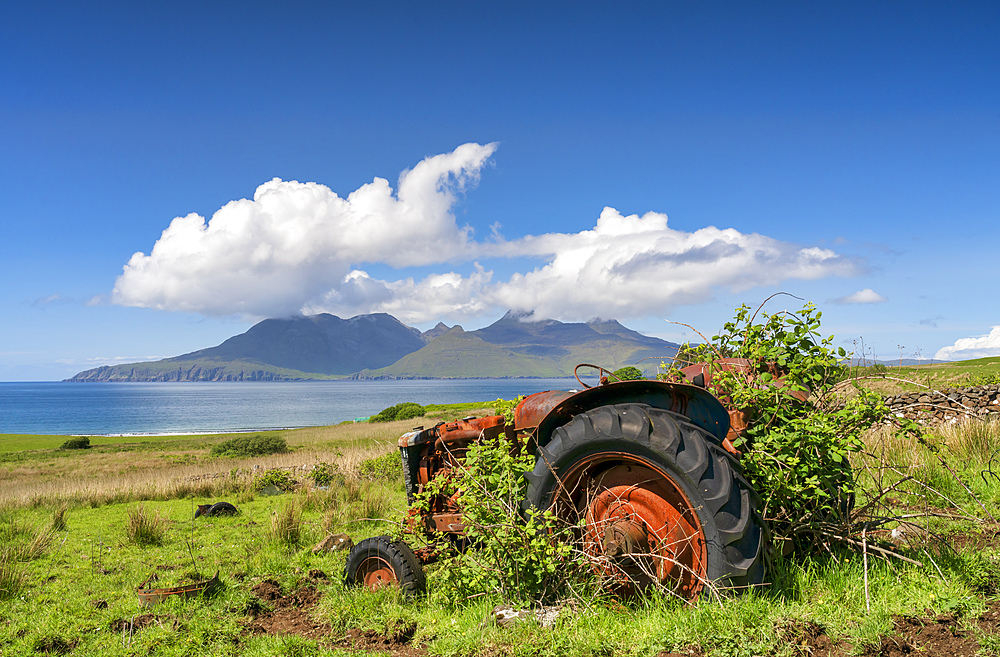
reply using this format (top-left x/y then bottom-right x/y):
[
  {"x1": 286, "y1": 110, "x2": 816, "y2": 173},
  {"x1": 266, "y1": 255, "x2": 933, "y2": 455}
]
[
  {"x1": 125, "y1": 503, "x2": 166, "y2": 546},
  {"x1": 935, "y1": 416, "x2": 1000, "y2": 462},
  {"x1": 268, "y1": 499, "x2": 302, "y2": 547},
  {"x1": 0, "y1": 556, "x2": 25, "y2": 600},
  {"x1": 51, "y1": 504, "x2": 68, "y2": 532},
  {"x1": 855, "y1": 416, "x2": 1000, "y2": 514},
  {"x1": 0, "y1": 418, "x2": 410, "y2": 510},
  {"x1": 859, "y1": 416, "x2": 1000, "y2": 470},
  {"x1": 0, "y1": 515, "x2": 55, "y2": 599},
  {"x1": 0, "y1": 516, "x2": 54, "y2": 562}
]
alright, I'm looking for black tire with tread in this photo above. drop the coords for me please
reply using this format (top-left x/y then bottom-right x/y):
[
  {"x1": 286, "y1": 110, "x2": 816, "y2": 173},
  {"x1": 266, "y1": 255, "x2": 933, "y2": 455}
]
[
  {"x1": 343, "y1": 535, "x2": 426, "y2": 596},
  {"x1": 524, "y1": 403, "x2": 770, "y2": 595}
]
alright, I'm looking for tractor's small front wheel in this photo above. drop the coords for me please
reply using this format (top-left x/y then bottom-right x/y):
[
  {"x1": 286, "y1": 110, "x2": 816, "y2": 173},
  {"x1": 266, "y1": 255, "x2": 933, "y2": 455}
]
[{"x1": 344, "y1": 536, "x2": 426, "y2": 596}]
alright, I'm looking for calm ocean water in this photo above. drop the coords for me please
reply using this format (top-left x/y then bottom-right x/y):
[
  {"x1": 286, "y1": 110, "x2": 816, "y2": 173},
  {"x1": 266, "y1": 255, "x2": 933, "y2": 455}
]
[{"x1": 0, "y1": 379, "x2": 587, "y2": 436}]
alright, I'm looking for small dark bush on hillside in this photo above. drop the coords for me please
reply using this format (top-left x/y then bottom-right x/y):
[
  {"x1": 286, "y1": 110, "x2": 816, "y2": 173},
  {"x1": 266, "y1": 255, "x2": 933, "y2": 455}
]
[
  {"x1": 358, "y1": 452, "x2": 403, "y2": 482},
  {"x1": 210, "y1": 434, "x2": 288, "y2": 457},
  {"x1": 309, "y1": 461, "x2": 342, "y2": 487},
  {"x1": 252, "y1": 468, "x2": 297, "y2": 492},
  {"x1": 968, "y1": 372, "x2": 1000, "y2": 386},
  {"x1": 369, "y1": 402, "x2": 426, "y2": 423},
  {"x1": 59, "y1": 437, "x2": 90, "y2": 450},
  {"x1": 612, "y1": 366, "x2": 644, "y2": 381}
]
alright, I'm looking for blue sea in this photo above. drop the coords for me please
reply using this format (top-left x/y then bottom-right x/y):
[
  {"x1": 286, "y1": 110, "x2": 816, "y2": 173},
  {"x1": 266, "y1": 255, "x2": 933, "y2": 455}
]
[{"x1": 0, "y1": 379, "x2": 587, "y2": 436}]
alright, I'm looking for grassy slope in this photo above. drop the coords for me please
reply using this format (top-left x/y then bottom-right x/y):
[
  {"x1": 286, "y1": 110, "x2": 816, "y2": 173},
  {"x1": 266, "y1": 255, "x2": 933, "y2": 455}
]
[
  {"x1": 2, "y1": 417, "x2": 1000, "y2": 656},
  {"x1": 366, "y1": 330, "x2": 665, "y2": 379},
  {"x1": 0, "y1": 432, "x2": 265, "y2": 454},
  {"x1": 3, "y1": 495, "x2": 990, "y2": 657},
  {"x1": 0, "y1": 402, "x2": 501, "y2": 505},
  {"x1": 365, "y1": 330, "x2": 563, "y2": 378},
  {"x1": 550, "y1": 339, "x2": 664, "y2": 377},
  {"x1": 853, "y1": 355, "x2": 1000, "y2": 394},
  {"x1": 71, "y1": 357, "x2": 341, "y2": 381},
  {"x1": 5, "y1": 389, "x2": 1000, "y2": 655}
]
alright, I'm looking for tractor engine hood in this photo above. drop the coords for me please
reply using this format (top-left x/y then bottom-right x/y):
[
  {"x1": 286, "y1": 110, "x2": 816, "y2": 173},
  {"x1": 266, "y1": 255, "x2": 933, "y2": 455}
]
[{"x1": 513, "y1": 380, "x2": 732, "y2": 448}]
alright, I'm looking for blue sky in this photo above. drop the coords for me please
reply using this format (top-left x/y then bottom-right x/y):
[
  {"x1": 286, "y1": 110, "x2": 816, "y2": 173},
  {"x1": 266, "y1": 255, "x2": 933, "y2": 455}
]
[{"x1": 2, "y1": 1, "x2": 998, "y2": 381}]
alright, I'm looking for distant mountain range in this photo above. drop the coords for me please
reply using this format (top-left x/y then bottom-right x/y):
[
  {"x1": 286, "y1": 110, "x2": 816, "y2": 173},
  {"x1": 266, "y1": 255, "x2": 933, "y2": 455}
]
[
  {"x1": 66, "y1": 311, "x2": 680, "y2": 382},
  {"x1": 850, "y1": 358, "x2": 945, "y2": 367}
]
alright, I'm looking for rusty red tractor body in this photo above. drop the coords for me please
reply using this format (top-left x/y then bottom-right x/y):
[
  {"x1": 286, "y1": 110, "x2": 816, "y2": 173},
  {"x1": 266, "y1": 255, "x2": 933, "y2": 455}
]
[{"x1": 343, "y1": 362, "x2": 772, "y2": 600}]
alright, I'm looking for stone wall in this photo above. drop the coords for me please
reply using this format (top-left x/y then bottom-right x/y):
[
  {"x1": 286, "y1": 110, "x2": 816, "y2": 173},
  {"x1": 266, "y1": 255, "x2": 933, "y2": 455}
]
[
  {"x1": 187, "y1": 462, "x2": 318, "y2": 483},
  {"x1": 883, "y1": 384, "x2": 1000, "y2": 425}
]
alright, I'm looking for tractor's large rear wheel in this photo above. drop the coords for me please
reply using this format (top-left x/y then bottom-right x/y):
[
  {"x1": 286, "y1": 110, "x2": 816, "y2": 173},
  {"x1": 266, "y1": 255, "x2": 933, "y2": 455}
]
[{"x1": 524, "y1": 403, "x2": 769, "y2": 599}]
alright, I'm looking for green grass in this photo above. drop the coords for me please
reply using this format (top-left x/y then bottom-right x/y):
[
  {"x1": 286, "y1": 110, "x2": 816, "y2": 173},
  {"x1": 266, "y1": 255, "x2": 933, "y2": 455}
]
[
  {"x1": 69, "y1": 356, "x2": 350, "y2": 381},
  {"x1": 0, "y1": 481, "x2": 406, "y2": 656},
  {"x1": 4, "y1": 505, "x2": 977, "y2": 657},
  {"x1": 125, "y1": 503, "x2": 168, "y2": 546},
  {"x1": 852, "y1": 355, "x2": 1000, "y2": 394},
  {"x1": 0, "y1": 457, "x2": 996, "y2": 656},
  {"x1": 423, "y1": 401, "x2": 498, "y2": 421},
  {"x1": 0, "y1": 433, "x2": 91, "y2": 452},
  {"x1": 3, "y1": 402, "x2": 1000, "y2": 655},
  {"x1": 0, "y1": 430, "x2": 287, "y2": 455}
]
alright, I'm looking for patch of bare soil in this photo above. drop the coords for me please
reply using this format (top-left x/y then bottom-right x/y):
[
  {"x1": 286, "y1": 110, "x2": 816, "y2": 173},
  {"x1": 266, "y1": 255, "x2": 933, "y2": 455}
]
[
  {"x1": 31, "y1": 635, "x2": 79, "y2": 655},
  {"x1": 243, "y1": 577, "x2": 427, "y2": 656},
  {"x1": 772, "y1": 601, "x2": 1000, "y2": 657},
  {"x1": 858, "y1": 602, "x2": 1000, "y2": 657},
  {"x1": 780, "y1": 619, "x2": 839, "y2": 657},
  {"x1": 946, "y1": 522, "x2": 1000, "y2": 551},
  {"x1": 109, "y1": 613, "x2": 172, "y2": 634},
  {"x1": 337, "y1": 627, "x2": 426, "y2": 657},
  {"x1": 243, "y1": 579, "x2": 330, "y2": 640}
]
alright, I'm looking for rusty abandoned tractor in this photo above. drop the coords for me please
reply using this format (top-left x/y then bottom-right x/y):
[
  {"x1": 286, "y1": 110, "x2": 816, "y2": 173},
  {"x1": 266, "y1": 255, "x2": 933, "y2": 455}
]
[{"x1": 344, "y1": 362, "x2": 772, "y2": 600}]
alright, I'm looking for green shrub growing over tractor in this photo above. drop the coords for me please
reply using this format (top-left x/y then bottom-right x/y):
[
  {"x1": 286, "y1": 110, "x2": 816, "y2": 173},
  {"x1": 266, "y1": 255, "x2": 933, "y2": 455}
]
[{"x1": 343, "y1": 300, "x2": 905, "y2": 603}]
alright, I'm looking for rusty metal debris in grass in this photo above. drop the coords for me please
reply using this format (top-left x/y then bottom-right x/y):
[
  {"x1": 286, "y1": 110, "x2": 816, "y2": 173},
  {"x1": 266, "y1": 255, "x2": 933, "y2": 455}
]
[{"x1": 136, "y1": 570, "x2": 220, "y2": 607}]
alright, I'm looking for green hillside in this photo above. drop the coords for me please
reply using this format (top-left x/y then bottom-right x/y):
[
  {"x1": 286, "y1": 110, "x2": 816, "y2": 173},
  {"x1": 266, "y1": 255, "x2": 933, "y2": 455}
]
[
  {"x1": 355, "y1": 328, "x2": 561, "y2": 378},
  {"x1": 67, "y1": 311, "x2": 680, "y2": 382},
  {"x1": 855, "y1": 355, "x2": 1000, "y2": 394},
  {"x1": 356, "y1": 327, "x2": 671, "y2": 379},
  {"x1": 69, "y1": 357, "x2": 340, "y2": 382},
  {"x1": 67, "y1": 313, "x2": 422, "y2": 381}
]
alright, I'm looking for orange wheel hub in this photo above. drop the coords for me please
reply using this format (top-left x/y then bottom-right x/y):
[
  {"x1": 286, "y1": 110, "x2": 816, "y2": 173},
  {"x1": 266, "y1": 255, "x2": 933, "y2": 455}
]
[
  {"x1": 561, "y1": 454, "x2": 708, "y2": 598},
  {"x1": 356, "y1": 556, "x2": 398, "y2": 590}
]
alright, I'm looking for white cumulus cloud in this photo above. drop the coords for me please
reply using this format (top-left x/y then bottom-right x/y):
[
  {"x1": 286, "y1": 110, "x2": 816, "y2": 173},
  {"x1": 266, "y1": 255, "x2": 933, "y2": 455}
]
[
  {"x1": 487, "y1": 207, "x2": 856, "y2": 320},
  {"x1": 112, "y1": 144, "x2": 859, "y2": 323},
  {"x1": 934, "y1": 327, "x2": 1000, "y2": 361},
  {"x1": 834, "y1": 288, "x2": 888, "y2": 305},
  {"x1": 112, "y1": 142, "x2": 497, "y2": 316},
  {"x1": 303, "y1": 265, "x2": 494, "y2": 325}
]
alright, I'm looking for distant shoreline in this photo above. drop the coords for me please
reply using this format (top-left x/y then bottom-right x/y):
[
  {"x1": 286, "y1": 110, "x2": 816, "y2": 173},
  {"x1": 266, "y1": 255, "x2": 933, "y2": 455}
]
[
  {"x1": 0, "y1": 378, "x2": 576, "y2": 436},
  {"x1": 61, "y1": 375, "x2": 576, "y2": 383},
  {"x1": 72, "y1": 427, "x2": 303, "y2": 438}
]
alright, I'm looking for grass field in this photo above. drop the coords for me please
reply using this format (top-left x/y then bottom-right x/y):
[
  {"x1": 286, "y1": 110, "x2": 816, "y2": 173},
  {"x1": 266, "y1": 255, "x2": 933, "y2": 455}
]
[
  {"x1": 850, "y1": 356, "x2": 1000, "y2": 395},
  {"x1": 1, "y1": 400, "x2": 1000, "y2": 656}
]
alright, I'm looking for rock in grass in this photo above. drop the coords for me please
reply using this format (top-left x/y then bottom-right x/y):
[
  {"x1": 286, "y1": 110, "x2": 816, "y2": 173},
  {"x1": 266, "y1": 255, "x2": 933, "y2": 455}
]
[{"x1": 312, "y1": 533, "x2": 353, "y2": 554}]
